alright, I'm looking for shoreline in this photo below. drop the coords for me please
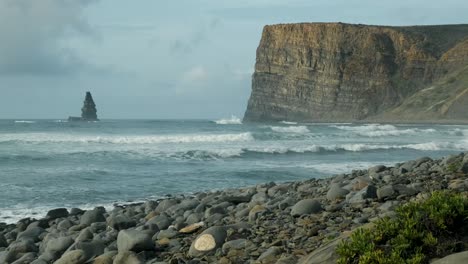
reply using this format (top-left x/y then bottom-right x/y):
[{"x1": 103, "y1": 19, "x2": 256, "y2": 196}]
[{"x1": 1, "y1": 153, "x2": 468, "y2": 263}]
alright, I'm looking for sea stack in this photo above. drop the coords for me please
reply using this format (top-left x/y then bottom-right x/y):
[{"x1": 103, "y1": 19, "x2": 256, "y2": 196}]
[
  {"x1": 81, "y1": 92, "x2": 98, "y2": 121},
  {"x1": 68, "y1": 92, "x2": 99, "y2": 121}
]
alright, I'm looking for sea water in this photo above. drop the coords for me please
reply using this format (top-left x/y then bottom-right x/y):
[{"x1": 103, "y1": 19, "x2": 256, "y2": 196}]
[{"x1": 1, "y1": 118, "x2": 467, "y2": 223}]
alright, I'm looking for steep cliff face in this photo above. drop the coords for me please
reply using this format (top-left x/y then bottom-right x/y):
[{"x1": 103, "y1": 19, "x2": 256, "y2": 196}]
[{"x1": 244, "y1": 23, "x2": 468, "y2": 122}]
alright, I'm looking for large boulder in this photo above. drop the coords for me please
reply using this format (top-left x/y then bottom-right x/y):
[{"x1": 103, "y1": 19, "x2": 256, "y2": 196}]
[
  {"x1": 117, "y1": 230, "x2": 154, "y2": 252},
  {"x1": 80, "y1": 209, "x2": 106, "y2": 226},
  {"x1": 108, "y1": 214, "x2": 136, "y2": 230},
  {"x1": 46, "y1": 208, "x2": 69, "y2": 220},
  {"x1": 431, "y1": 250, "x2": 468, "y2": 264},
  {"x1": 291, "y1": 199, "x2": 323, "y2": 217},
  {"x1": 326, "y1": 184, "x2": 349, "y2": 201},
  {"x1": 53, "y1": 250, "x2": 87, "y2": 264}
]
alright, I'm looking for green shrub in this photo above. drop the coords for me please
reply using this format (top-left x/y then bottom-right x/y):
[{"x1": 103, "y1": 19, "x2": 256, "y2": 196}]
[{"x1": 336, "y1": 191, "x2": 468, "y2": 264}]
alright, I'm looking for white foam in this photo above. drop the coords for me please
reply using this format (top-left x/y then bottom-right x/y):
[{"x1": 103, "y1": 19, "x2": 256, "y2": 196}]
[
  {"x1": 270, "y1": 126, "x2": 310, "y2": 133},
  {"x1": 332, "y1": 124, "x2": 436, "y2": 137},
  {"x1": 280, "y1": 121, "x2": 298, "y2": 125},
  {"x1": 0, "y1": 132, "x2": 254, "y2": 144},
  {"x1": 214, "y1": 116, "x2": 242, "y2": 125},
  {"x1": 14, "y1": 120, "x2": 35, "y2": 124}
]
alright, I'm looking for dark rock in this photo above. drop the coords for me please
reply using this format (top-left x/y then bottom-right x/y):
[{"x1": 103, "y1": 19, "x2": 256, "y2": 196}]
[{"x1": 46, "y1": 208, "x2": 69, "y2": 220}]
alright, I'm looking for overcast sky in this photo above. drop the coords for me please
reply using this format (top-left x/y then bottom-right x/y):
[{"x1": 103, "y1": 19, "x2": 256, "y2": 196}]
[{"x1": 1, "y1": 0, "x2": 467, "y2": 119}]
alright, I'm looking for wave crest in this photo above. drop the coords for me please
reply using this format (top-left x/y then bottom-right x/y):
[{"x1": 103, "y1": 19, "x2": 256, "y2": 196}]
[
  {"x1": 332, "y1": 124, "x2": 436, "y2": 137},
  {"x1": 270, "y1": 126, "x2": 310, "y2": 133},
  {"x1": 0, "y1": 132, "x2": 254, "y2": 144},
  {"x1": 214, "y1": 116, "x2": 242, "y2": 125}
]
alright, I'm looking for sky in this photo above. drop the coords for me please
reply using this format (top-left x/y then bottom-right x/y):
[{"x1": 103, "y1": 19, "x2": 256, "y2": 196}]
[{"x1": 0, "y1": 0, "x2": 467, "y2": 119}]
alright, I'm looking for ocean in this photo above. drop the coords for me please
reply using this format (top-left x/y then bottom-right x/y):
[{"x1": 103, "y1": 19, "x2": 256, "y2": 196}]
[{"x1": 1, "y1": 117, "x2": 467, "y2": 223}]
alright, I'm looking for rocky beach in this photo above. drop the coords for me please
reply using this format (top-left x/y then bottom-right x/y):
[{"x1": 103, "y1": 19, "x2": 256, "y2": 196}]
[{"x1": 1, "y1": 153, "x2": 468, "y2": 264}]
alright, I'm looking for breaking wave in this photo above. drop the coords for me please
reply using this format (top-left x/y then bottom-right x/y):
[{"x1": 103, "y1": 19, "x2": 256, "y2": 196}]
[
  {"x1": 214, "y1": 116, "x2": 242, "y2": 125},
  {"x1": 270, "y1": 126, "x2": 310, "y2": 133},
  {"x1": 0, "y1": 132, "x2": 254, "y2": 144},
  {"x1": 14, "y1": 120, "x2": 36, "y2": 124},
  {"x1": 280, "y1": 121, "x2": 298, "y2": 125},
  {"x1": 332, "y1": 124, "x2": 436, "y2": 137}
]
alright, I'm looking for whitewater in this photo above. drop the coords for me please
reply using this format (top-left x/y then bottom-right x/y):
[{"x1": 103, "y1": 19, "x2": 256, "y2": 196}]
[{"x1": 1, "y1": 119, "x2": 467, "y2": 223}]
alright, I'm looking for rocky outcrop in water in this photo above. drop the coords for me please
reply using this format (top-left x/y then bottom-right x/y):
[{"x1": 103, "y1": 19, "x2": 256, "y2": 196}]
[
  {"x1": 1, "y1": 153, "x2": 468, "y2": 263},
  {"x1": 244, "y1": 23, "x2": 468, "y2": 122},
  {"x1": 68, "y1": 92, "x2": 99, "y2": 122}
]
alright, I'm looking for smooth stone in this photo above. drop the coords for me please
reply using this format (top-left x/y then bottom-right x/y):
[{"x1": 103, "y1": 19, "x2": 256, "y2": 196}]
[
  {"x1": 179, "y1": 222, "x2": 204, "y2": 234},
  {"x1": 57, "y1": 219, "x2": 73, "y2": 230},
  {"x1": 80, "y1": 209, "x2": 106, "y2": 226},
  {"x1": 117, "y1": 229, "x2": 154, "y2": 252},
  {"x1": 108, "y1": 214, "x2": 136, "y2": 230},
  {"x1": 156, "y1": 229, "x2": 178, "y2": 240},
  {"x1": 16, "y1": 227, "x2": 45, "y2": 242},
  {"x1": 12, "y1": 252, "x2": 37, "y2": 264},
  {"x1": 113, "y1": 251, "x2": 144, "y2": 264},
  {"x1": 46, "y1": 208, "x2": 69, "y2": 220},
  {"x1": 146, "y1": 214, "x2": 172, "y2": 230},
  {"x1": 188, "y1": 226, "x2": 227, "y2": 257},
  {"x1": 221, "y1": 239, "x2": 252, "y2": 254},
  {"x1": 155, "y1": 200, "x2": 178, "y2": 213},
  {"x1": 0, "y1": 234, "x2": 7, "y2": 248},
  {"x1": 53, "y1": 250, "x2": 87, "y2": 264},
  {"x1": 348, "y1": 185, "x2": 377, "y2": 204},
  {"x1": 431, "y1": 250, "x2": 468, "y2": 264},
  {"x1": 377, "y1": 185, "x2": 395, "y2": 200},
  {"x1": 326, "y1": 184, "x2": 349, "y2": 201},
  {"x1": 76, "y1": 228, "x2": 93, "y2": 242},
  {"x1": 9, "y1": 239, "x2": 38, "y2": 255},
  {"x1": 74, "y1": 240, "x2": 106, "y2": 260},
  {"x1": 70, "y1": 208, "x2": 85, "y2": 216},
  {"x1": 249, "y1": 205, "x2": 267, "y2": 222},
  {"x1": 290, "y1": 199, "x2": 323, "y2": 217},
  {"x1": 45, "y1": 236, "x2": 74, "y2": 255},
  {"x1": 257, "y1": 247, "x2": 281, "y2": 263}
]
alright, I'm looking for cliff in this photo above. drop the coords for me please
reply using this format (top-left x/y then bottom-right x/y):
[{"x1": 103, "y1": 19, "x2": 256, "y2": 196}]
[{"x1": 244, "y1": 23, "x2": 468, "y2": 122}]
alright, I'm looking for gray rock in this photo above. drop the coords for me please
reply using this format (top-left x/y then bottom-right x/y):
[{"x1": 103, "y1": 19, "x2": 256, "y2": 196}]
[
  {"x1": 73, "y1": 240, "x2": 106, "y2": 260},
  {"x1": 57, "y1": 219, "x2": 73, "y2": 230},
  {"x1": 188, "y1": 226, "x2": 227, "y2": 257},
  {"x1": 53, "y1": 250, "x2": 87, "y2": 264},
  {"x1": 70, "y1": 208, "x2": 84, "y2": 216},
  {"x1": 76, "y1": 228, "x2": 93, "y2": 242},
  {"x1": 113, "y1": 251, "x2": 144, "y2": 264},
  {"x1": 290, "y1": 199, "x2": 323, "y2": 217},
  {"x1": 185, "y1": 213, "x2": 202, "y2": 225},
  {"x1": 377, "y1": 185, "x2": 395, "y2": 200},
  {"x1": 108, "y1": 214, "x2": 136, "y2": 230},
  {"x1": 431, "y1": 250, "x2": 468, "y2": 264},
  {"x1": 0, "y1": 234, "x2": 7, "y2": 248},
  {"x1": 221, "y1": 239, "x2": 252, "y2": 254},
  {"x1": 16, "y1": 226, "x2": 45, "y2": 242},
  {"x1": 46, "y1": 208, "x2": 69, "y2": 220},
  {"x1": 298, "y1": 237, "x2": 341, "y2": 264},
  {"x1": 80, "y1": 209, "x2": 106, "y2": 226},
  {"x1": 155, "y1": 200, "x2": 178, "y2": 213},
  {"x1": 257, "y1": 247, "x2": 281, "y2": 263},
  {"x1": 156, "y1": 229, "x2": 178, "y2": 240},
  {"x1": 9, "y1": 239, "x2": 38, "y2": 255},
  {"x1": 326, "y1": 184, "x2": 349, "y2": 201},
  {"x1": 166, "y1": 199, "x2": 199, "y2": 215},
  {"x1": 11, "y1": 252, "x2": 37, "y2": 264},
  {"x1": 348, "y1": 185, "x2": 377, "y2": 204},
  {"x1": 368, "y1": 165, "x2": 386, "y2": 175},
  {"x1": 45, "y1": 236, "x2": 74, "y2": 255},
  {"x1": 146, "y1": 214, "x2": 171, "y2": 230},
  {"x1": 117, "y1": 229, "x2": 154, "y2": 252}
]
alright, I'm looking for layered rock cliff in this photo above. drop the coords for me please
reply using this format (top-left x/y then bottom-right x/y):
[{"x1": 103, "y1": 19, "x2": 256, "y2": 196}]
[{"x1": 244, "y1": 23, "x2": 468, "y2": 122}]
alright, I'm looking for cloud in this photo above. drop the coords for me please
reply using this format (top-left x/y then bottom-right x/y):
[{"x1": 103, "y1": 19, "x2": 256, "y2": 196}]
[
  {"x1": 182, "y1": 66, "x2": 208, "y2": 82},
  {"x1": 0, "y1": 0, "x2": 97, "y2": 75},
  {"x1": 169, "y1": 18, "x2": 221, "y2": 55}
]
